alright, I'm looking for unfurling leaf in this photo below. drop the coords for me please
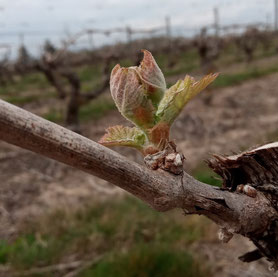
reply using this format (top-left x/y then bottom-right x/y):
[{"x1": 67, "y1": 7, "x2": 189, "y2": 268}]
[
  {"x1": 110, "y1": 65, "x2": 155, "y2": 130},
  {"x1": 99, "y1": 125, "x2": 146, "y2": 150},
  {"x1": 191, "y1": 73, "x2": 219, "y2": 96},
  {"x1": 156, "y1": 73, "x2": 218, "y2": 124},
  {"x1": 156, "y1": 75, "x2": 193, "y2": 124},
  {"x1": 135, "y1": 50, "x2": 166, "y2": 106}
]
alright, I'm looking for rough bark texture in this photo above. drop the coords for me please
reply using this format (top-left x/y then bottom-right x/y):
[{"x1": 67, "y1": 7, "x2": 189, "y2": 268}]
[
  {"x1": 208, "y1": 144, "x2": 278, "y2": 268},
  {"x1": 0, "y1": 99, "x2": 277, "y2": 268}
]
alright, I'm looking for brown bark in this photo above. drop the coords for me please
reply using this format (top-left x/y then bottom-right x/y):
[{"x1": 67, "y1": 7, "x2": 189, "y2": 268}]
[
  {"x1": 0, "y1": 99, "x2": 277, "y2": 268},
  {"x1": 208, "y1": 144, "x2": 278, "y2": 267},
  {"x1": 35, "y1": 54, "x2": 112, "y2": 131},
  {"x1": 35, "y1": 62, "x2": 67, "y2": 99}
]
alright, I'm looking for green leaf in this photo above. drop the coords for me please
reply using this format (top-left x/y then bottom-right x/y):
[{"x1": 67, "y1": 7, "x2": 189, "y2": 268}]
[
  {"x1": 156, "y1": 73, "x2": 218, "y2": 124},
  {"x1": 99, "y1": 125, "x2": 146, "y2": 150},
  {"x1": 191, "y1": 73, "x2": 219, "y2": 96}
]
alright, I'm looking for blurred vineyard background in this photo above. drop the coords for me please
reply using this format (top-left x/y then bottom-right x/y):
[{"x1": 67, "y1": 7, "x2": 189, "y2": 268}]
[{"x1": 1, "y1": 0, "x2": 278, "y2": 276}]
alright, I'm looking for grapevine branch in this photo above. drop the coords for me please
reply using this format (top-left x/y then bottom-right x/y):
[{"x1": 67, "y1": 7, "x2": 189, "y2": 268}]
[{"x1": 0, "y1": 99, "x2": 277, "y2": 267}]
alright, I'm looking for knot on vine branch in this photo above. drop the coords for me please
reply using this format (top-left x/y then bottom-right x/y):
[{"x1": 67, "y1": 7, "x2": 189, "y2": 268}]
[{"x1": 144, "y1": 142, "x2": 185, "y2": 175}]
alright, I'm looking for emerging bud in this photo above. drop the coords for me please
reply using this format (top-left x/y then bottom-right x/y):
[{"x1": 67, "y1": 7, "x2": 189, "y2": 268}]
[
  {"x1": 101, "y1": 50, "x2": 218, "y2": 159},
  {"x1": 110, "y1": 64, "x2": 155, "y2": 130}
]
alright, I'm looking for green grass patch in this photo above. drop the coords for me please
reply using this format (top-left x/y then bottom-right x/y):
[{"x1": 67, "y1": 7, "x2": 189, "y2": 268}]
[
  {"x1": 0, "y1": 73, "x2": 48, "y2": 96},
  {"x1": 161, "y1": 49, "x2": 199, "y2": 77},
  {"x1": 79, "y1": 97, "x2": 115, "y2": 121},
  {"x1": 82, "y1": 244, "x2": 208, "y2": 277},
  {"x1": 213, "y1": 65, "x2": 278, "y2": 88},
  {"x1": 193, "y1": 165, "x2": 222, "y2": 187},
  {"x1": 0, "y1": 197, "x2": 213, "y2": 275},
  {"x1": 0, "y1": 234, "x2": 60, "y2": 269},
  {"x1": 43, "y1": 95, "x2": 115, "y2": 123},
  {"x1": 5, "y1": 90, "x2": 56, "y2": 105},
  {"x1": 4, "y1": 95, "x2": 42, "y2": 105},
  {"x1": 79, "y1": 65, "x2": 102, "y2": 83},
  {"x1": 43, "y1": 109, "x2": 63, "y2": 123},
  {"x1": 19, "y1": 72, "x2": 48, "y2": 88}
]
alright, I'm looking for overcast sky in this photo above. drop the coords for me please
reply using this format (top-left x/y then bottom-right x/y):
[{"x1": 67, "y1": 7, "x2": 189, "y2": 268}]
[{"x1": 0, "y1": 0, "x2": 274, "y2": 57}]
